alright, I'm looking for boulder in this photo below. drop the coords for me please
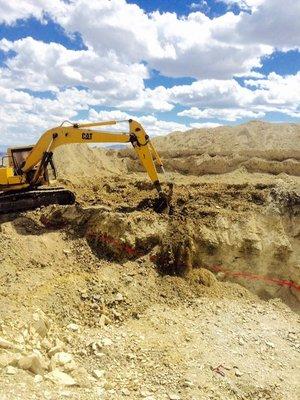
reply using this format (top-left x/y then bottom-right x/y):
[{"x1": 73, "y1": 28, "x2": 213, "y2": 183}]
[
  {"x1": 45, "y1": 369, "x2": 77, "y2": 386},
  {"x1": 0, "y1": 337, "x2": 15, "y2": 350},
  {"x1": 0, "y1": 352, "x2": 21, "y2": 368},
  {"x1": 18, "y1": 353, "x2": 44, "y2": 375}
]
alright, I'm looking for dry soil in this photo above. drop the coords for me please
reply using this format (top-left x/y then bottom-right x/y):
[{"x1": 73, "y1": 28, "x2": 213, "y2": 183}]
[{"x1": 0, "y1": 121, "x2": 299, "y2": 400}]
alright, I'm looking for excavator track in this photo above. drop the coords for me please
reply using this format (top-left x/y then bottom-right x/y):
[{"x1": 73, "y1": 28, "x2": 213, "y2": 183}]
[{"x1": 0, "y1": 187, "x2": 76, "y2": 214}]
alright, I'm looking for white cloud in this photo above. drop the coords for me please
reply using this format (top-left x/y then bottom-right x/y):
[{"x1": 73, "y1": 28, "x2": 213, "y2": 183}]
[
  {"x1": 139, "y1": 116, "x2": 189, "y2": 136},
  {"x1": 117, "y1": 86, "x2": 173, "y2": 112},
  {"x1": 190, "y1": 122, "x2": 223, "y2": 128},
  {"x1": 150, "y1": 10, "x2": 273, "y2": 79},
  {"x1": 178, "y1": 106, "x2": 265, "y2": 121},
  {"x1": 0, "y1": 0, "x2": 299, "y2": 144},
  {"x1": 45, "y1": 0, "x2": 274, "y2": 80},
  {"x1": 57, "y1": 0, "x2": 169, "y2": 64},
  {"x1": 1, "y1": 70, "x2": 298, "y2": 146},
  {"x1": 0, "y1": 37, "x2": 148, "y2": 96},
  {"x1": 1, "y1": 0, "x2": 299, "y2": 75},
  {"x1": 0, "y1": 0, "x2": 298, "y2": 83},
  {"x1": 0, "y1": 0, "x2": 65, "y2": 24},
  {"x1": 234, "y1": 71, "x2": 265, "y2": 78},
  {"x1": 236, "y1": 0, "x2": 300, "y2": 50},
  {"x1": 173, "y1": 72, "x2": 300, "y2": 121},
  {"x1": 0, "y1": 36, "x2": 174, "y2": 112},
  {"x1": 246, "y1": 72, "x2": 300, "y2": 114},
  {"x1": 0, "y1": 86, "x2": 96, "y2": 144},
  {"x1": 88, "y1": 109, "x2": 131, "y2": 122},
  {"x1": 167, "y1": 79, "x2": 255, "y2": 108},
  {"x1": 88, "y1": 109, "x2": 189, "y2": 137},
  {"x1": 218, "y1": 1, "x2": 265, "y2": 12}
]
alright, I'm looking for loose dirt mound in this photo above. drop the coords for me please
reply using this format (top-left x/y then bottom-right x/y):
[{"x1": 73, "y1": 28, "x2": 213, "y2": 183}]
[
  {"x1": 153, "y1": 121, "x2": 299, "y2": 156},
  {"x1": 53, "y1": 144, "x2": 127, "y2": 181}
]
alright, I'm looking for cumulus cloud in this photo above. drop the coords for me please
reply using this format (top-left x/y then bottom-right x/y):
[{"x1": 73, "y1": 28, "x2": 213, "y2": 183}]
[
  {"x1": 174, "y1": 72, "x2": 300, "y2": 120},
  {"x1": 56, "y1": 0, "x2": 168, "y2": 64},
  {"x1": 88, "y1": 109, "x2": 189, "y2": 137},
  {"x1": 54, "y1": 1, "x2": 274, "y2": 80},
  {"x1": 190, "y1": 122, "x2": 223, "y2": 128},
  {"x1": 167, "y1": 79, "x2": 255, "y2": 108},
  {"x1": 218, "y1": 0, "x2": 265, "y2": 12},
  {"x1": 178, "y1": 107, "x2": 265, "y2": 121},
  {"x1": 245, "y1": 72, "x2": 300, "y2": 115},
  {"x1": 0, "y1": 83, "x2": 185, "y2": 145},
  {"x1": 237, "y1": 0, "x2": 300, "y2": 50},
  {"x1": 0, "y1": 0, "x2": 299, "y2": 143},
  {"x1": 0, "y1": 36, "x2": 174, "y2": 112},
  {"x1": 0, "y1": 37, "x2": 148, "y2": 96},
  {"x1": 0, "y1": 0, "x2": 278, "y2": 79},
  {"x1": 0, "y1": 0, "x2": 65, "y2": 24},
  {"x1": 0, "y1": 86, "x2": 96, "y2": 144},
  {"x1": 117, "y1": 86, "x2": 173, "y2": 112},
  {"x1": 0, "y1": 1, "x2": 298, "y2": 83}
]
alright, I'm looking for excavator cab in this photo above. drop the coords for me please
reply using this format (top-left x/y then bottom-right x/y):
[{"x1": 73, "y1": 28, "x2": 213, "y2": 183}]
[
  {"x1": 7, "y1": 146, "x2": 50, "y2": 186},
  {"x1": 0, "y1": 146, "x2": 33, "y2": 188},
  {"x1": 0, "y1": 146, "x2": 52, "y2": 190},
  {"x1": 8, "y1": 146, "x2": 33, "y2": 171}
]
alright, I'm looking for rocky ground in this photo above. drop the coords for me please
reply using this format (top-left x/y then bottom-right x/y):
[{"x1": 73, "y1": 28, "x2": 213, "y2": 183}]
[
  {"x1": 0, "y1": 171, "x2": 299, "y2": 400},
  {"x1": 0, "y1": 121, "x2": 299, "y2": 399}
]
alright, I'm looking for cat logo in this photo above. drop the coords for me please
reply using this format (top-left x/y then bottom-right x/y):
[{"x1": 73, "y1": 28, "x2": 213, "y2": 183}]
[{"x1": 82, "y1": 132, "x2": 93, "y2": 140}]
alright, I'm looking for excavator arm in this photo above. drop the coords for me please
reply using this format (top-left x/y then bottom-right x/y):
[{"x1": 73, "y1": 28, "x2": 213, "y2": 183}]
[
  {"x1": 0, "y1": 119, "x2": 168, "y2": 214},
  {"x1": 22, "y1": 119, "x2": 164, "y2": 195}
]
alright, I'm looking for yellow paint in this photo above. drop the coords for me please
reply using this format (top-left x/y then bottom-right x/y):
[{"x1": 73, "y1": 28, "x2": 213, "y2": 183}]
[{"x1": 0, "y1": 119, "x2": 164, "y2": 194}]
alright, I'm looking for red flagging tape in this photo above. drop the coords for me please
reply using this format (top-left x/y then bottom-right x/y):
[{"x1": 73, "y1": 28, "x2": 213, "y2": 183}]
[
  {"x1": 209, "y1": 265, "x2": 300, "y2": 291},
  {"x1": 87, "y1": 232, "x2": 300, "y2": 292}
]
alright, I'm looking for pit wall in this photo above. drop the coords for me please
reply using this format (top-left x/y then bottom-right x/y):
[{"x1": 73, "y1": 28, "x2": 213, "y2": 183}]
[{"x1": 41, "y1": 204, "x2": 300, "y2": 309}]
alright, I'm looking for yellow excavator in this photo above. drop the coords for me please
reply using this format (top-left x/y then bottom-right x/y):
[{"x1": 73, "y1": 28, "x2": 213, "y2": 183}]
[{"x1": 0, "y1": 119, "x2": 168, "y2": 213}]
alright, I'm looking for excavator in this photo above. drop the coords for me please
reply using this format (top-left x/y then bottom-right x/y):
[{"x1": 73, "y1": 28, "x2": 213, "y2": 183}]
[{"x1": 0, "y1": 119, "x2": 169, "y2": 214}]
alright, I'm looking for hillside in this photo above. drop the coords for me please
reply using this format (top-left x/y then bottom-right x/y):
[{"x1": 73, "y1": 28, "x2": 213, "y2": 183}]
[
  {"x1": 120, "y1": 121, "x2": 300, "y2": 177},
  {"x1": 152, "y1": 121, "x2": 299, "y2": 158}
]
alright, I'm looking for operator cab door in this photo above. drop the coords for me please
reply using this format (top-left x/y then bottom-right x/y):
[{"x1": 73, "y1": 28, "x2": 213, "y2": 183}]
[
  {"x1": 8, "y1": 146, "x2": 34, "y2": 173},
  {"x1": 7, "y1": 146, "x2": 49, "y2": 185}
]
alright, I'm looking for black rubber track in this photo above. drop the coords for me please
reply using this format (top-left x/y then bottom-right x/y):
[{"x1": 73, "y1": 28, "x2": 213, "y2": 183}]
[{"x1": 0, "y1": 187, "x2": 76, "y2": 214}]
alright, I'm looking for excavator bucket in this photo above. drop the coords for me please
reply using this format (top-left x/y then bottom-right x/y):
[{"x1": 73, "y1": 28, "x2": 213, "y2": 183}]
[
  {"x1": 153, "y1": 195, "x2": 169, "y2": 214},
  {"x1": 153, "y1": 183, "x2": 173, "y2": 214}
]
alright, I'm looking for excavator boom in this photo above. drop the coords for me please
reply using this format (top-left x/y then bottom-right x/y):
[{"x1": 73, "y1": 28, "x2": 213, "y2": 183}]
[{"x1": 0, "y1": 119, "x2": 168, "y2": 214}]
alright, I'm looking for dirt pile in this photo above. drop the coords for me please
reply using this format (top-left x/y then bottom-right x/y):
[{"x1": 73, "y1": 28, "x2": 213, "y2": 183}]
[
  {"x1": 120, "y1": 121, "x2": 300, "y2": 176},
  {"x1": 53, "y1": 144, "x2": 127, "y2": 182},
  {"x1": 152, "y1": 121, "x2": 299, "y2": 156}
]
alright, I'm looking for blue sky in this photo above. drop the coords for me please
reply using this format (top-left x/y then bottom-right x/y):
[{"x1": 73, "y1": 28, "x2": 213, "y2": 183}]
[
  {"x1": 128, "y1": 0, "x2": 243, "y2": 17},
  {"x1": 0, "y1": 0, "x2": 299, "y2": 144}
]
